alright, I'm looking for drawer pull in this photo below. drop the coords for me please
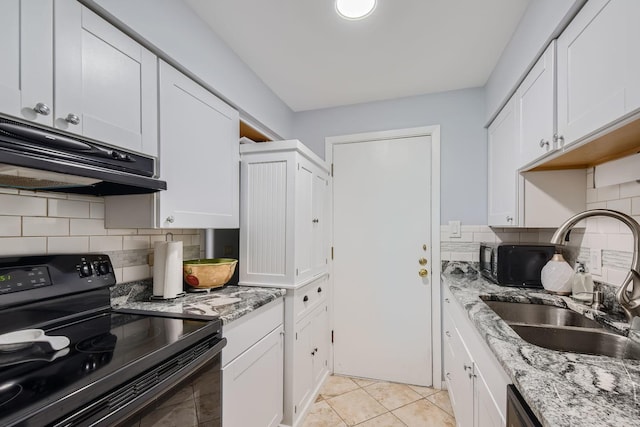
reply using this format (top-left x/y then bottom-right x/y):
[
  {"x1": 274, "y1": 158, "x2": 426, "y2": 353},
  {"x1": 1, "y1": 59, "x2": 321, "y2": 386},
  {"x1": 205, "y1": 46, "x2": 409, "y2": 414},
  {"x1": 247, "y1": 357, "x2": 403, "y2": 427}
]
[
  {"x1": 317, "y1": 287, "x2": 322, "y2": 293},
  {"x1": 303, "y1": 296, "x2": 309, "y2": 302}
]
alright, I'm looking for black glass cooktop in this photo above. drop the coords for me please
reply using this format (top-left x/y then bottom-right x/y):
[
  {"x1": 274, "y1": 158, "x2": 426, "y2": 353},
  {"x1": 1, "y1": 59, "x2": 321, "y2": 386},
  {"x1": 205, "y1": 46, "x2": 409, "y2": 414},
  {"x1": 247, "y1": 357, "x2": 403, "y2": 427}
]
[{"x1": 0, "y1": 310, "x2": 215, "y2": 426}]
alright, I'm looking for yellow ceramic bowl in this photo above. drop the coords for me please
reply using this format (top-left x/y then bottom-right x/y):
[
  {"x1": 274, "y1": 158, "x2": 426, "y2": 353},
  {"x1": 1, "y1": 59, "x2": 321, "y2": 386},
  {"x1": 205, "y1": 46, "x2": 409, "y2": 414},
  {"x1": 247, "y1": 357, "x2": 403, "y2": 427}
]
[{"x1": 183, "y1": 258, "x2": 237, "y2": 289}]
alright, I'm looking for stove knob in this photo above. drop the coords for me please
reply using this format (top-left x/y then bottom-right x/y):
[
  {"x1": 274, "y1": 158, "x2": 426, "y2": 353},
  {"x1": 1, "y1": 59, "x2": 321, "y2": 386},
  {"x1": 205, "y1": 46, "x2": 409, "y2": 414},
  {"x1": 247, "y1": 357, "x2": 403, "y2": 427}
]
[
  {"x1": 79, "y1": 263, "x2": 93, "y2": 277},
  {"x1": 98, "y1": 261, "x2": 111, "y2": 275}
]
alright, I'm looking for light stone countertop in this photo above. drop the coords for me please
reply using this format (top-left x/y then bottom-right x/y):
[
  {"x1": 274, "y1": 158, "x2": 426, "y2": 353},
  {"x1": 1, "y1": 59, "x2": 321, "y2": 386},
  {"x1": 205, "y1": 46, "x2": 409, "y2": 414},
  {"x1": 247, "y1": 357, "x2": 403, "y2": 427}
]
[
  {"x1": 112, "y1": 281, "x2": 286, "y2": 325},
  {"x1": 442, "y1": 261, "x2": 640, "y2": 427}
]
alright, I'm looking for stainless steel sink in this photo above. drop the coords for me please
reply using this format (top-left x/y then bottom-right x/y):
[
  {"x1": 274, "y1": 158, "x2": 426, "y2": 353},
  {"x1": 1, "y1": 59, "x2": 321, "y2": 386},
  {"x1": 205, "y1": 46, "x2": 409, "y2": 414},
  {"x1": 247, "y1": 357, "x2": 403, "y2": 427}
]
[
  {"x1": 484, "y1": 300, "x2": 603, "y2": 329},
  {"x1": 483, "y1": 300, "x2": 640, "y2": 360},
  {"x1": 510, "y1": 324, "x2": 640, "y2": 360}
]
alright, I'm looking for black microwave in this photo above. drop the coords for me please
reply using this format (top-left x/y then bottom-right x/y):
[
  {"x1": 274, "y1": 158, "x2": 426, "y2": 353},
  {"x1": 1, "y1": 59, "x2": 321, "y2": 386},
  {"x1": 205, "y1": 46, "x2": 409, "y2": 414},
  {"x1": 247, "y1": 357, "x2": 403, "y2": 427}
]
[{"x1": 479, "y1": 243, "x2": 556, "y2": 287}]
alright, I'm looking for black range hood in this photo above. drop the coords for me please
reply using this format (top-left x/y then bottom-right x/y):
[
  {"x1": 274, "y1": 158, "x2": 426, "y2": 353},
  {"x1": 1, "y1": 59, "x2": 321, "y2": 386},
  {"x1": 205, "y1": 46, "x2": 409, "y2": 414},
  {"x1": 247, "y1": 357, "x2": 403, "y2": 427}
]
[{"x1": 0, "y1": 118, "x2": 166, "y2": 196}]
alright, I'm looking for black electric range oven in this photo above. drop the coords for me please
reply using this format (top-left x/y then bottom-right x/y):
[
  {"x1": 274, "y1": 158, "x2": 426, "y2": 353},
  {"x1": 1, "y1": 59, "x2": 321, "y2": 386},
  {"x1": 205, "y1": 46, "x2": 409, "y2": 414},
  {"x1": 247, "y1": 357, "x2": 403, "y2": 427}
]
[{"x1": 0, "y1": 254, "x2": 226, "y2": 427}]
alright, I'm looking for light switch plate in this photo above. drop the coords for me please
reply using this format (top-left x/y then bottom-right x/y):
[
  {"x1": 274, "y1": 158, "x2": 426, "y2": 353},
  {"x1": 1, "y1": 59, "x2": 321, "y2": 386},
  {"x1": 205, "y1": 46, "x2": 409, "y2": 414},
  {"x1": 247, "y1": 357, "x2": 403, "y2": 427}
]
[
  {"x1": 449, "y1": 220, "x2": 461, "y2": 238},
  {"x1": 590, "y1": 246, "x2": 602, "y2": 275}
]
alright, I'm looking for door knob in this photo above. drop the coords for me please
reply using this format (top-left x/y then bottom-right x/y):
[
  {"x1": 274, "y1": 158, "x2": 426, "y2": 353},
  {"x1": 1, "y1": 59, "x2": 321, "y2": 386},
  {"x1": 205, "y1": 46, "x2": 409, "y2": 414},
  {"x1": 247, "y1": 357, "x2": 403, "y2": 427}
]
[
  {"x1": 418, "y1": 257, "x2": 427, "y2": 266},
  {"x1": 418, "y1": 269, "x2": 428, "y2": 277}
]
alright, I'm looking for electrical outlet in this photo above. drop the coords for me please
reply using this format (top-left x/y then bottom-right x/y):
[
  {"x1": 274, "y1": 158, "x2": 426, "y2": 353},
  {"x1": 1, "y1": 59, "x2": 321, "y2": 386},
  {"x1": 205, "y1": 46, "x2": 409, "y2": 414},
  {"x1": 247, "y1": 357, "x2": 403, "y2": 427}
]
[
  {"x1": 148, "y1": 253, "x2": 154, "y2": 267},
  {"x1": 590, "y1": 247, "x2": 602, "y2": 275},
  {"x1": 449, "y1": 220, "x2": 461, "y2": 238}
]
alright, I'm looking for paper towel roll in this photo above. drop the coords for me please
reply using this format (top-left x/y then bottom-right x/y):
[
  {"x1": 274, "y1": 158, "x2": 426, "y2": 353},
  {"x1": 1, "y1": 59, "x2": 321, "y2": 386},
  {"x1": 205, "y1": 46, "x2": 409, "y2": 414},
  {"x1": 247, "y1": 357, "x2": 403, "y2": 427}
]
[{"x1": 153, "y1": 241, "x2": 183, "y2": 299}]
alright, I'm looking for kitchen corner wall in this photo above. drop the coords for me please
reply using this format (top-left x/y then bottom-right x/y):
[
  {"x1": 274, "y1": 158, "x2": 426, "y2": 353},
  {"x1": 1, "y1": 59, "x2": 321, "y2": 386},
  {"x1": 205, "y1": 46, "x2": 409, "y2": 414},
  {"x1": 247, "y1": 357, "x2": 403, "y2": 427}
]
[
  {"x1": 0, "y1": 188, "x2": 202, "y2": 283},
  {"x1": 443, "y1": 168, "x2": 639, "y2": 288}
]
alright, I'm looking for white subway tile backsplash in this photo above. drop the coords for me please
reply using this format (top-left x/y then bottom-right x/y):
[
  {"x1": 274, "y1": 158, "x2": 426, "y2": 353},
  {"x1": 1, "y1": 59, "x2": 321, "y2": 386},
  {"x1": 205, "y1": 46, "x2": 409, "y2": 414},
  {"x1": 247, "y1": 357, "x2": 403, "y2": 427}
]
[
  {"x1": 607, "y1": 233, "x2": 634, "y2": 252},
  {"x1": 123, "y1": 236, "x2": 150, "y2": 250},
  {"x1": 473, "y1": 232, "x2": 496, "y2": 243},
  {"x1": 606, "y1": 198, "x2": 631, "y2": 215},
  {"x1": 0, "y1": 188, "x2": 19, "y2": 194},
  {"x1": 0, "y1": 237, "x2": 46, "y2": 255},
  {"x1": 597, "y1": 185, "x2": 620, "y2": 202},
  {"x1": 586, "y1": 188, "x2": 597, "y2": 203},
  {"x1": 107, "y1": 228, "x2": 137, "y2": 236},
  {"x1": 48, "y1": 199, "x2": 89, "y2": 218},
  {"x1": 47, "y1": 236, "x2": 90, "y2": 253},
  {"x1": 0, "y1": 194, "x2": 46, "y2": 216},
  {"x1": 23, "y1": 217, "x2": 69, "y2": 236},
  {"x1": 90, "y1": 202, "x2": 105, "y2": 219},
  {"x1": 620, "y1": 181, "x2": 640, "y2": 198},
  {"x1": 70, "y1": 219, "x2": 107, "y2": 236},
  {"x1": 89, "y1": 236, "x2": 123, "y2": 252},
  {"x1": 0, "y1": 217, "x2": 21, "y2": 236},
  {"x1": 632, "y1": 198, "x2": 640, "y2": 215},
  {"x1": 122, "y1": 265, "x2": 151, "y2": 282}
]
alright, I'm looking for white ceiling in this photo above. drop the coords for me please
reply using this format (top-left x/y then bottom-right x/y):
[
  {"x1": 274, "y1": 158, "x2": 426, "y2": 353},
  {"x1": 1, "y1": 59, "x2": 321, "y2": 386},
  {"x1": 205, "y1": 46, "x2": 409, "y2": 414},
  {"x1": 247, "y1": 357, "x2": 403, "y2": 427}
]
[{"x1": 184, "y1": 0, "x2": 530, "y2": 112}]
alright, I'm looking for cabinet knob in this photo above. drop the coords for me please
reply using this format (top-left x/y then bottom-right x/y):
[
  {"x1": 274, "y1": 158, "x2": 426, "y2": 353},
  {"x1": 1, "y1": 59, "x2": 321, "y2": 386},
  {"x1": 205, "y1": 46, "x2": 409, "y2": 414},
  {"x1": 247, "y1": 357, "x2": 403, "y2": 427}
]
[
  {"x1": 445, "y1": 330, "x2": 451, "y2": 337},
  {"x1": 539, "y1": 139, "x2": 550, "y2": 148},
  {"x1": 444, "y1": 298, "x2": 450, "y2": 303},
  {"x1": 446, "y1": 372, "x2": 451, "y2": 379},
  {"x1": 303, "y1": 295, "x2": 309, "y2": 302},
  {"x1": 418, "y1": 269, "x2": 428, "y2": 277},
  {"x1": 33, "y1": 102, "x2": 50, "y2": 116},
  {"x1": 166, "y1": 216, "x2": 175, "y2": 223},
  {"x1": 463, "y1": 364, "x2": 472, "y2": 371},
  {"x1": 312, "y1": 218, "x2": 319, "y2": 223},
  {"x1": 65, "y1": 113, "x2": 80, "y2": 125},
  {"x1": 317, "y1": 287, "x2": 322, "y2": 293},
  {"x1": 506, "y1": 216, "x2": 513, "y2": 222},
  {"x1": 553, "y1": 133, "x2": 565, "y2": 145}
]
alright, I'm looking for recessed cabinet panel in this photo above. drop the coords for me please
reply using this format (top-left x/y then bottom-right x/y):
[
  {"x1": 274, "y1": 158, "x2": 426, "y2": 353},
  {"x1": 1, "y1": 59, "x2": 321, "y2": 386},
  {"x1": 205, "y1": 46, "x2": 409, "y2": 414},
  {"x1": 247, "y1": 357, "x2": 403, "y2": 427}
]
[
  {"x1": 0, "y1": 0, "x2": 53, "y2": 126},
  {"x1": 296, "y1": 162, "x2": 314, "y2": 279},
  {"x1": 54, "y1": 0, "x2": 157, "y2": 156},
  {"x1": 557, "y1": 0, "x2": 640, "y2": 147},
  {"x1": 488, "y1": 95, "x2": 518, "y2": 226}
]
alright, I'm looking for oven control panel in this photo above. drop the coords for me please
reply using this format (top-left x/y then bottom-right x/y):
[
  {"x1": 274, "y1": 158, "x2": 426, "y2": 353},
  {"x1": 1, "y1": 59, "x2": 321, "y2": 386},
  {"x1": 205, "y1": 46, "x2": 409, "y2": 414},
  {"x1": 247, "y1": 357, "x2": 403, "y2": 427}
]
[{"x1": 0, "y1": 254, "x2": 116, "y2": 302}]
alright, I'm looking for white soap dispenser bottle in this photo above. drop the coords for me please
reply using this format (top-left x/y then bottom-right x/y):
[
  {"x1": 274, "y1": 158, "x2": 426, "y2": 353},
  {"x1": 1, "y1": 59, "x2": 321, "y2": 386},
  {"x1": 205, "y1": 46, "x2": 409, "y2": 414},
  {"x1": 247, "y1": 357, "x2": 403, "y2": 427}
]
[{"x1": 572, "y1": 261, "x2": 594, "y2": 302}]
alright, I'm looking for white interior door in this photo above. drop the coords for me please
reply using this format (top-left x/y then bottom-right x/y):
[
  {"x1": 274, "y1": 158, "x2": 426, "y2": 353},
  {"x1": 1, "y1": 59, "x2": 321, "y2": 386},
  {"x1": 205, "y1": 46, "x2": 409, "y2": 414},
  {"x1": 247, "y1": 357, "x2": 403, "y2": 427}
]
[{"x1": 332, "y1": 135, "x2": 432, "y2": 386}]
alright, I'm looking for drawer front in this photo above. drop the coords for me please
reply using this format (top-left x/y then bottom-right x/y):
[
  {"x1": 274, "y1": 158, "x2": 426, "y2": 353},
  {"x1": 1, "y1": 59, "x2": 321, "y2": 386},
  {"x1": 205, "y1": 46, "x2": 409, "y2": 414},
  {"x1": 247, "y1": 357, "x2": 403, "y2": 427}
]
[{"x1": 293, "y1": 275, "x2": 327, "y2": 321}]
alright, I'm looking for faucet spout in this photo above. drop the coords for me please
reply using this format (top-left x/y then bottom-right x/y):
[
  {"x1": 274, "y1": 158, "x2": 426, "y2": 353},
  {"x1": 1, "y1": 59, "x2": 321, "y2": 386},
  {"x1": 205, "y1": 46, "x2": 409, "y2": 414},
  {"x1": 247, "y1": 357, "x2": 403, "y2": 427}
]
[{"x1": 551, "y1": 209, "x2": 640, "y2": 321}]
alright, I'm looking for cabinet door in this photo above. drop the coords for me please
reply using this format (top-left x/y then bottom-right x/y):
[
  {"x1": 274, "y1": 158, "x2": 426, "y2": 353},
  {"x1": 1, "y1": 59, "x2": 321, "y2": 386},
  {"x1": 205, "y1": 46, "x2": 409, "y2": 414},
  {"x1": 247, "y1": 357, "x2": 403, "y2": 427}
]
[
  {"x1": 292, "y1": 316, "x2": 313, "y2": 425},
  {"x1": 158, "y1": 61, "x2": 239, "y2": 228},
  {"x1": 222, "y1": 325, "x2": 284, "y2": 427},
  {"x1": 54, "y1": 0, "x2": 157, "y2": 156},
  {"x1": 557, "y1": 0, "x2": 640, "y2": 147},
  {"x1": 0, "y1": 0, "x2": 53, "y2": 126},
  {"x1": 443, "y1": 310, "x2": 474, "y2": 427},
  {"x1": 295, "y1": 159, "x2": 314, "y2": 279},
  {"x1": 311, "y1": 170, "x2": 328, "y2": 274},
  {"x1": 518, "y1": 41, "x2": 556, "y2": 167},
  {"x1": 311, "y1": 305, "x2": 329, "y2": 386},
  {"x1": 488, "y1": 95, "x2": 518, "y2": 226},
  {"x1": 473, "y1": 364, "x2": 504, "y2": 427}
]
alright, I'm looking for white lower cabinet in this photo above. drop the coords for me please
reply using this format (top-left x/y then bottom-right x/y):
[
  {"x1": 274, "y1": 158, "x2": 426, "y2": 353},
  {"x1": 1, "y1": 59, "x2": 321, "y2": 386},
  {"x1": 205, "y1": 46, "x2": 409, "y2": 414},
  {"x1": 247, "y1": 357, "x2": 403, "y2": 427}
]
[
  {"x1": 443, "y1": 286, "x2": 509, "y2": 427},
  {"x1": 222, "y1": 299, "x2": 284, "y2": 427},
  {"x1": 284, "y1": 274, "x2": 330, "y2": 427}
]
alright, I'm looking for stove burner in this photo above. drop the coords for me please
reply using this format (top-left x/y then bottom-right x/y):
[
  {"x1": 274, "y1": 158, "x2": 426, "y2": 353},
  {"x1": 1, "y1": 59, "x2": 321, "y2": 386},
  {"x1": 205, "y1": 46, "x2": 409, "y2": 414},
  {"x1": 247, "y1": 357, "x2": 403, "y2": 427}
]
[
  {"x1": 0, "y1": 383, "x2": 22, "y2": 408},
  {"x1": 76, "y1": 333, "x2": 118, "y2": 354}
]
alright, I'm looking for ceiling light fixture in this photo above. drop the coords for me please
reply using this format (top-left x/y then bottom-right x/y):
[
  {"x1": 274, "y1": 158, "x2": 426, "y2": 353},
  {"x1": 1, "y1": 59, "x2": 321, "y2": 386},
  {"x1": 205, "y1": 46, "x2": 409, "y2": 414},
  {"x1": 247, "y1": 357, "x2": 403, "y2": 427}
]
[{"x1": 335, "y1": 0, "x2": 376, "y2": 20}]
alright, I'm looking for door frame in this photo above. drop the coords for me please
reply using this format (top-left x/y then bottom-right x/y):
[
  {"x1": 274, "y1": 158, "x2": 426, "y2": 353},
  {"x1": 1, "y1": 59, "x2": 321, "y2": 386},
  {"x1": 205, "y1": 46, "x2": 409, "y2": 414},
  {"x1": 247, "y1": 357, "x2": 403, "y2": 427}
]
[{"x1": 325, "y1": 125, "x2": 442, "y2": 388}]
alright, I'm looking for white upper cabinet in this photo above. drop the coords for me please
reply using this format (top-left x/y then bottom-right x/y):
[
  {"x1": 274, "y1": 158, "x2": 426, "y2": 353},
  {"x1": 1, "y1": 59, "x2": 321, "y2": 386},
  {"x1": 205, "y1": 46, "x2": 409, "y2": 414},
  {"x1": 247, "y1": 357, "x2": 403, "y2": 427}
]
[
  {"x1": 0, "y1": 0, "x2": 54, "y2": 126},
  {"x1": 557, "y1": 0, "x2": 640, "y2": 148},
  {"x1": 239, "y1": 140, "x2": 330, "y2": 288},
  {"x1": 105, "y1": 61, "x2": 240, "y2": 229},
  {"x1": 488, "y1": 95, "x2": 518, "y2": 227},
  {"x1": 54, "y1": 0, "x2": 158, "y2": 156},
  {"x1": 517, "y1": 41, "x2": 556, "y2": 167}
]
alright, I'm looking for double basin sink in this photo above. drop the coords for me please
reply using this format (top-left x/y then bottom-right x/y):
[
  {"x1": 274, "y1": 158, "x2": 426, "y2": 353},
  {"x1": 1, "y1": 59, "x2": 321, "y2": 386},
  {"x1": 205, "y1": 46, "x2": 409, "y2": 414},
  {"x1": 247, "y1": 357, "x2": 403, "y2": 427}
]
[{"x1": 484, "y1": 300, "x2": 640, "y2": 360}]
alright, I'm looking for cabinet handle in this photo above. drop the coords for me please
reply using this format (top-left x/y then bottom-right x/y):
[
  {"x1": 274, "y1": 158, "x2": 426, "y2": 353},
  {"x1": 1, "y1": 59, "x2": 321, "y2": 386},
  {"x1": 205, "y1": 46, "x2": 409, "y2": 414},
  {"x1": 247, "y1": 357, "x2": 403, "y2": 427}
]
[
  {"x1": 311, "y1": 348, "x2": 318, "y2": 356},
  {"x1": 166, "y1": 216, "x2": 175, "y2": 224},
  {"x1": 312, "y1": 218, "x2": 319, "y2": 223},
  {"x1": 445, "y1": 331, "x2": 451, "y2": 337},
  {"x1": 446, "y1": 372, "x2": 451, "y2": 379},
  {"x1": 317, "y1": 287, "x2": 322, "y2": 293},
  {"x1": 463, "y1": 364, "x2": 472, "y2": 371},
  {"x1": 303, "y1": 295, "x2": 309, "y2": 302},
  {"x1": 33, "y1": 102, "x2": 50, "y2": 116},
  {"x1": 539, "y1": 139, "x2": 549, "y2": 149},
  {"x1": 553, "y1": 133, "x2": 565, "y2": 145},
  {"x1": 506, "y1": 216, "x2": 513, "y2": 222},
  {"x1": 444, "y1": 298, "x2": 450, "y2": 303},
  {"x1": 65, "y1": 113, "x2": 80, "y2": 125}
]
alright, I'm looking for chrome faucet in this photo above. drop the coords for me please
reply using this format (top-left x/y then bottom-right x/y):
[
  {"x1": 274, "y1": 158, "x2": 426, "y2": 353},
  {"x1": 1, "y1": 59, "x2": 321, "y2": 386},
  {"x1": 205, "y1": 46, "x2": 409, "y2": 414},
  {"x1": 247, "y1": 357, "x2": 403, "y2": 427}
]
[{"x1": 550, "y1": 209, "x2": 640, "y2": 321}]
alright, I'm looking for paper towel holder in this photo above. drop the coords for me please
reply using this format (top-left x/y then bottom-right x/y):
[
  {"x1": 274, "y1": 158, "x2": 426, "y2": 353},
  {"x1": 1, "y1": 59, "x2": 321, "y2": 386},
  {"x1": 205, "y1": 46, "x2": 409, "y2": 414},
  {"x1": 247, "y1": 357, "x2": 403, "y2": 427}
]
[{"x1": 149, "y1": 233, "x2": 186, "y2": 301}]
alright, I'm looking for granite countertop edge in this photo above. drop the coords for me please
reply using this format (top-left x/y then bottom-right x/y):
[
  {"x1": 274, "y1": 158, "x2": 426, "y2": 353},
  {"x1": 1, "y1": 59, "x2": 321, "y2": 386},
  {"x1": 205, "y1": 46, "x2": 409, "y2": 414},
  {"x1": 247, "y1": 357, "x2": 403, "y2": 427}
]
[
  {"x1": 442, "y1": 261, "x2": 640, "y2": 427},
  {"x1": 111, "y1": 280, "x2": 286, "y2": 326}
]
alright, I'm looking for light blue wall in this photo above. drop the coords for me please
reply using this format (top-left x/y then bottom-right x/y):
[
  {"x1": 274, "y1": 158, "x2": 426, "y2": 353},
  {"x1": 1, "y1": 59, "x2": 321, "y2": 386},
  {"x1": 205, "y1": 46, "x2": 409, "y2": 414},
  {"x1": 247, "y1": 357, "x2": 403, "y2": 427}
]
[
  {"x1": 293, "y1": 88, "x2": 487, "y2": 225},
  {"x1": 81, "y1": 0, "x2": 294, "y2": 139}
]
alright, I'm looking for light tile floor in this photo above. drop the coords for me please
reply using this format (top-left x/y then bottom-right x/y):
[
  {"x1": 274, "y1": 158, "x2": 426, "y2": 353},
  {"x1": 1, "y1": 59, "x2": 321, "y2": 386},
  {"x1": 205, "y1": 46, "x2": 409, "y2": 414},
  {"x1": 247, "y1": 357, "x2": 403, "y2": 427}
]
[{"x1": 303, "y1": 375, "x2": 456, "y2": 427}]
